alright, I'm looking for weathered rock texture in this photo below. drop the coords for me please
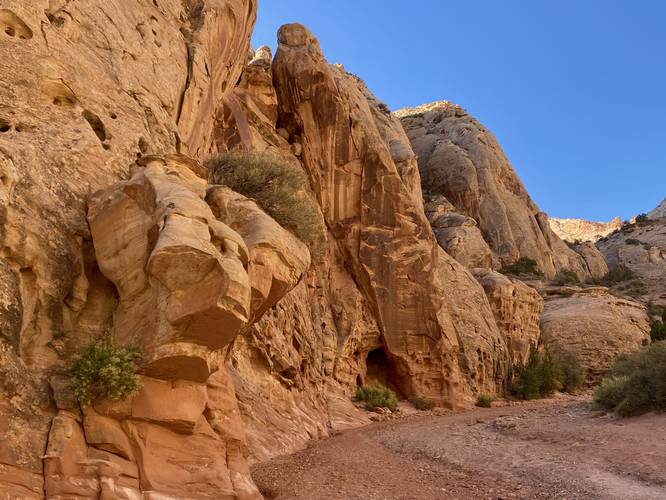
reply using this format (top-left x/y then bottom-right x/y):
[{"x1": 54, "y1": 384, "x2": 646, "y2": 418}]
[
  {"x1": 396, "y1": 101, "x2": 587, "y2": 278},
  {"x1": 472, "y1": 269, "x2": 544, "y2": 366},
  {"x1": 0, "y1": 0, "x2": 262, "y2": 496},
  {"x1": 549, "y1": 216, "x2": 622, "y2": 243},
  {"x1": 0, "y1": 2, "x2": 645, "y2": 497},
  {"x1": 596, "y1": 219, "x2": 666, "y2": 309},
  {"x1": 272, "y1": 24, "x2": 510, "y2": 405},
  {"x1": 540, "y1": 288, "x2": 650, "y2": 383}
]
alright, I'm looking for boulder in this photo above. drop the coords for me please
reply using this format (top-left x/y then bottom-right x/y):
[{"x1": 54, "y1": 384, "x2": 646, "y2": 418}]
[{"x1": 540, "y1": 288, "x2": 650, "y2": 383}]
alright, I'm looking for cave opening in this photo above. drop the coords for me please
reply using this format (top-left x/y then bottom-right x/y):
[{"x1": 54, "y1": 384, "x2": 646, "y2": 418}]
[{"x1": 364, "y1": 347, "x2": 404, "y2": 397}]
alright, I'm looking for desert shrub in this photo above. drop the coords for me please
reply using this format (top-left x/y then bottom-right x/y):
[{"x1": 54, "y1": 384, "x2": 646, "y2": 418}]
[
  {"x1": 475, "y1": 394, "x2": 494, "y2": 408},
  {"x1": 635, "y1": 213, "x2": 649, "y2": 224},
  {"x1": 356, "y1": 384, "x2": 398, "y2": 411},
  {"x1": 625, "y1": 238, "x2": 641, "y2": 245},
  {"x1": 587, "y1": 265, "x2": 637, "y2": 286},
  {"x1": 70, "y1": 339, "x2": 143, "y2": 406},
  {"x1": 552, "y1": 269, "x2": 579, "y2": 286},
  {"x1": 205, "y1": 150, "x2": 323, "y2": 246},
  {"x1": 594, "y1": 342, "x2": 666, "y2": 416},
  {"x1": 500, "y1": 257, "x2": 541, "y2": 276},
  {"x1": 553, "y1": 350, "x2": 584, "y2": 393},
  {"x1": 651, "y1": 319, "x2": 666, "y2": 342},
  {"x1": 511, "y1": 346, "x2": 562, "y2": 400},
  {"x1": 410, "y1": 395, "x2": 435, "y2": 411}
]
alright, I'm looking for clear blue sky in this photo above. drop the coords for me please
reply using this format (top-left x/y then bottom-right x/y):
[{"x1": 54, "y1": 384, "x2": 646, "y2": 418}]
[{"x1": 253, "y1": 1, "x2": 666, "y2": 221}]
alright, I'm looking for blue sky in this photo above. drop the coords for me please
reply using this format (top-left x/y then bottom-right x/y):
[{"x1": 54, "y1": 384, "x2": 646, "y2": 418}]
[{"x1": 252, "y1": 1, "x2": 666, "y2": 221}]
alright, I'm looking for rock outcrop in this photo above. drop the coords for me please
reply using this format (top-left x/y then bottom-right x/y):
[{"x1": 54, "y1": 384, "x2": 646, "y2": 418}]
[
  {"x1": 396, "y1": 101, "x2": 588, "y2": 278},
  {"x1": 472, "y1": 269, "x2": 544, "y2": 366},
  {"x1": 648, "y1": 198, "x2": 666, "y2": 219},
  {"x1": 0, "y1": 2, "x2": 651, "y2": 497},
  {"x1": 573, "y1": 241, "x2": 609, "y2": 280},
  {"x1": 596, "y1": 218, "x2": 666, "y2": 308},
  {"x1": 540, "y1": 288, "x2": 650, "y2": 383},
  {"x1": 272, "y1": 24, "x2": 510, "y2": 404},
  {"x1": 549, "y1": 216, "x2": 622, "y2": 243}
]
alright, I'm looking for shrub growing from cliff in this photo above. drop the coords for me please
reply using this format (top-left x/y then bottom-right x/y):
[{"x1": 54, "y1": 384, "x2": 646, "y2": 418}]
[
  {"x1": 552, "y1": 269, "x2": 579, "y2": 286},
  {"x1": 499, "y1": 257, "x2": 541, "y2": 276},
  {"x1": 205, "y1": 150, "x2": 323, "y2": 247},
  {"x1": 594, "y1": 342, "x2": 666, "y2": 416},
  {"x1": 70, "y1": 339, "x2": 143, "y2": 406},
  {"x1": 356, "y1": 384, "x2": 398, "y2": 411},
  {"x1": 625, "y1": 238, "x2": 641, "y2": 245}
]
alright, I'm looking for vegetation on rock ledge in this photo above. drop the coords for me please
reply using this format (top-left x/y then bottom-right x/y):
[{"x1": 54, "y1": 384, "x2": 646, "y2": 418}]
[
  {"x1": 206, "y1": 150, "x2": 323, "y2": 247},
  {"x1": 70, "y1": 338, "x2": 143, "y2": 406},
  {"x1": 499, "y1": 257, "x2": 542, "y2": 276}
]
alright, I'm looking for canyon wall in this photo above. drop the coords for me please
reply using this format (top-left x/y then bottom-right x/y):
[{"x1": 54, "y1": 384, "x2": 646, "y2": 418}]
[{"x1": 0, "y1": 2, "x2": 654, "y2": 498}]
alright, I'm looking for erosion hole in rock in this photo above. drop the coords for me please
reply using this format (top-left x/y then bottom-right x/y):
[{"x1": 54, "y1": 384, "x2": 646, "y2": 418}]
[
  {"x1": 42, "y1": 81, "x2": 77, "y2": 107},
  {"x1": 83, "y1": 110, "x2": 107, "y2": 142},
  {"x1": 364, "y1": 347, "x2": 403, "y2": 396},
  {"x1": 0, "y1": 10, "x2": 33, "y2": 40},
  {"x1": 0, "y1": 119, "x2": 11, "y2": 133}
]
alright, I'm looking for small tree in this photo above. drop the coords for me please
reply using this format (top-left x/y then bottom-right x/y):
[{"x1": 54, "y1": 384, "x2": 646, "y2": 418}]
[
  {"x1": 511, "y1": 345, "x2": 563, "y2": 400},
  {"x1": 500, "y1": 257, "x2": 542, "y2": 276},
  {"x1": 70, "y1": 339, "x2": 143, "y2": 406}
]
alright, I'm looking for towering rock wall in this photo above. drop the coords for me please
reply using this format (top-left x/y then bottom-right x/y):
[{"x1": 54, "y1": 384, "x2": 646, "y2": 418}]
[
  {"x1": 396, "y1": 101, "x2": 588, "y2": 278},
  {"x1": 0, "y1": 1, "x2": 261, "y2": 497}
]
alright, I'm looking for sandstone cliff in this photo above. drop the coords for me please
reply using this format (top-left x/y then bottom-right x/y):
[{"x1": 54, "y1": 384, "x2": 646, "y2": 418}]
[
  {"x1": 0, "y1": 3, "x2": 652, "y2": 498},
  {"x1": 396, "y1": 101, "x2": 588, "y2": 278},
  {"x1": 549, "y1": 216, "x2": 622, "y2": 243}
]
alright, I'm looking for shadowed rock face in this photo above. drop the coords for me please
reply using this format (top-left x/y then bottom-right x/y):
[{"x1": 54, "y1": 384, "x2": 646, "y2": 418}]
[
  {"x1": 272, "y1": 23, "x2": 510, "y2": 403},
  {"x1": 396, "y1": 101, "x2": 587, "y2": 279}
]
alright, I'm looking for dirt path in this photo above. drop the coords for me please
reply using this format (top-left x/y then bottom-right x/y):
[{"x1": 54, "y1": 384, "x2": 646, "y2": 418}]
[{"x1": 252, "y1": 395, "x2": 666, "y2": 500}]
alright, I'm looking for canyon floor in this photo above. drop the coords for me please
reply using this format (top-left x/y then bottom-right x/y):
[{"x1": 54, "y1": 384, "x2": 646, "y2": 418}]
[{"x1": 252, "y1": 395, "x2": 666, "y2": 500}]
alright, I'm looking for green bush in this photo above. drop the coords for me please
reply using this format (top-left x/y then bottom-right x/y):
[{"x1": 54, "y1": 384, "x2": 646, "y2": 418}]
[
  {"x1": 552, "y1": 269, "x2": 579, "y2": 286},
  {"x1": 205, "y1": 150, "x2": 323, "y2": 246},
  {"x1": 70, "y1": 339, "x2": 143, "y2": 406},
  {"x1": 625, "y1": 238, "x2": 641, "y2": 245},
  {"x1": 651, "y1": 320, "x2": 666, "y2": 342},
  {"x1": 594, "y1": 342, "x2": 666, "y2": 416},
  {"x1": 410, "y1": 395, "x2": 435, "y2": 411},
  {"x1": 475, "y1": 394, "x2": 494, "y2": 408},
  {"x1": 511, "y1": 346, "x2": 562, "y2": 400},
  {"x1": 554, "y1": 350, "x2": 584, "y2": 393},
  {"x1": 635, "y1": 213, "x2": 649, "y2": 224},
  {"x1": 356, "y1": 384, "x2": 398, "y2": 411},
  {"x1": 587, "y1": 265, "x2": 637, "y2": 286},
  {"x1": 500, "y1": 257, "x2": 541, "y2": 276}
]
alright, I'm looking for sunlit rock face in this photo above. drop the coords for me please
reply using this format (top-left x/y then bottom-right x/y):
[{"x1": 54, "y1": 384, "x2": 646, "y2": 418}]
[
  {"x1": 271, "y1": 23, "x2": 510, "y2": 404},
  {"x1": 396, "y1": 101, "x2": 588, "y2": 279}
]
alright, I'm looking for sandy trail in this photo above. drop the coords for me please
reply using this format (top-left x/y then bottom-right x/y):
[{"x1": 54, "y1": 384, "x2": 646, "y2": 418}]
[{"x1": 252, "y1": 396, "x2": 666, "y2": 500}]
